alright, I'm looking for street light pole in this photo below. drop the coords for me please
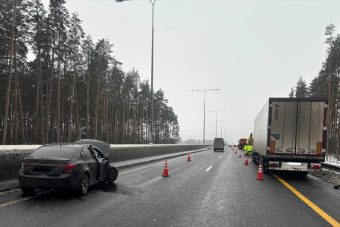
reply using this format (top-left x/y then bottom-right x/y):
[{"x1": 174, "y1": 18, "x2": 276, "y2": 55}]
[
  {"x1": 224, "y1": 126, "x2": 226, "y2": 143},
  {"x1": 191, "y1": 89, "x2": 220, "y2": 144},
  {"x1": 150, "y1": 0, "x2": 156, "y2": 143},
  {"x1": 221, "y1": 124, "x2": 223, "y2": 137},
  {"x1": 203, "y1": 91, "x2": 206, "y2": 144},
  {"x1": 115, "y1": 0, "x2": 157, "y2": 143},
  {"x1": 218, "y1": 120, "x2": 228, "y2": 138},
  {"x1": 208, "y1": 110, "x2": 225, "y2": 138}
]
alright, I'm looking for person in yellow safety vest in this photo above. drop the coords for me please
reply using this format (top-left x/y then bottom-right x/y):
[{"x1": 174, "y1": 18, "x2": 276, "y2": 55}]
[
  {"x1": 246, "y1": 144, "x2": 253, "y2": 156},
  {"x1": 243, "y1": 144, "x2": 248, "y2": 153}
]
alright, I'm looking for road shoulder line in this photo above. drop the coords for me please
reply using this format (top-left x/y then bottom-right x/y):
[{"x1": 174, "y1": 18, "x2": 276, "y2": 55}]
[{"x1": 274, "y1": 174, "x2": 340, "y2": 227}]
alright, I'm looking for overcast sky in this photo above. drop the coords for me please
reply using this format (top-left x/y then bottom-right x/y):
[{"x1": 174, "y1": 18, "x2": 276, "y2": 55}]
[{"x1": 42, "y1": 0, "x2": 340, "y2": 144}]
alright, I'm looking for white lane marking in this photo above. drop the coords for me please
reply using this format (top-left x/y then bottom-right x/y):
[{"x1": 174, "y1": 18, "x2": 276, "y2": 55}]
[
  {"x1": 120, "y1": 149, "x2": 211, "y2": 175},
  {"x1": 0, "y1": 196, "x2": 34, "y2": 209},
  {"x1": 0, "y1": 189, "x2": 58, "y2": 209},
  {"x1": 206, "y1": 166, "x2": 213, "y2": 172},
  {"x1": 0, "y1": 191, "x2": 11, "y2": 196}
]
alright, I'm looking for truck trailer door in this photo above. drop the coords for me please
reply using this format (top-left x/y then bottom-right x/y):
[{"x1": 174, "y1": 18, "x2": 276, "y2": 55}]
[
  {"x1": 270, "y1": 100, "x2": 325, "y2": 155},
  {"x1": 270, "y1": 101, "x2": 296, "y2": 154},
  {"x1": 296, "y1": 101, "x2": 325, "y2": 154}
]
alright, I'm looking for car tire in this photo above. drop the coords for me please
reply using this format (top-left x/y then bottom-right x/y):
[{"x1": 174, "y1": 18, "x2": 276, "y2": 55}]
[
  {"x1": 106, "y1": 168, "x2": 118, "y2": 184},
  {"x1": 21, "y1": 187, "x2": 35, "y2": 195},
  {"x1": 78, "y1": 174, "x2": 90, "y2": 196}
]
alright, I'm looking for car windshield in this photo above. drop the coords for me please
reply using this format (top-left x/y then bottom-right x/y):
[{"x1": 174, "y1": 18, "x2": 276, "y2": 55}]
[{"x1": 31, "y1": 146, "x2": 79, "y2": 159}]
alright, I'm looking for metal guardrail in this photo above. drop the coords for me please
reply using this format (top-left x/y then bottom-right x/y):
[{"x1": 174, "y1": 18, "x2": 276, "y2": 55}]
[{"x1": 322, "y1": 162, "x2": 340, "y2": 172}]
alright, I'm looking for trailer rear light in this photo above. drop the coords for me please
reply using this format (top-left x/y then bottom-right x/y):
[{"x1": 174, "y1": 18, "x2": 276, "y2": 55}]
[
  {"x1": 269, "y1": 141, "x2": 275, "y2": 154},
  {"x1": 269, "y1": 162, "x2": 279, "y2": 167},
  {"x1": 316, "y1": 142, "x2": 322, "y2": 155},
  {"x1": 310, "y1": 163, "x2": 321, "y2": 169},
  {"x1": 63, "y1": 163, "x2": 76, "y2": 172}
]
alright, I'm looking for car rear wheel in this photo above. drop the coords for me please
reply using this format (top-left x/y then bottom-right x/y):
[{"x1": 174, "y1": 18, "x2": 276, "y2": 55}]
[
  {"x1": 106, "y1": 168, "x2": 118, "y2": 184},
  {"x1": 78, "y1": 174, "x2": 90, "y2": 195}
]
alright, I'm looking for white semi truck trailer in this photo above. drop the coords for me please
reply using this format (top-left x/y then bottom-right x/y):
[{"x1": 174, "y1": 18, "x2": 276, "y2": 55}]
[{"x1": 253, "y1": 98, "x2": 327, "y2": 175}]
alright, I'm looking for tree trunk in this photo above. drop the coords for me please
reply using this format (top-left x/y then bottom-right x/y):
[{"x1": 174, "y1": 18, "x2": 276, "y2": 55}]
[
  {"x1": 46, "y1": 47, "x2": 55, "y2": 143},
  {"x1": 94, "y1": 75, "x2": 100, "y2": 139},
  {"x1": 57, "y1": 57, "x2": 61, "y2": 142},
  {"x1": 17, "y1": 78, "x2": 25, "y2": 143},
  {"x1": 35, "y1": 55, "x2": 40, "y2": 143},
  {"x1": 39, "y1": 51, "x2": 45, "y2": 144},
  {"x1": 68, "y1": 67, "x2": 76, "y2": 142},
  {"x1": 75, "y1": 90, "x2": 80, "y2": 140},
  {"x1": 86, "y1": 76, "x2": 90, "y2": 138},
  {"x1": 13, "y1": 45, "x2": 19, "y2": 145},
  {"x1": 2, "y1": 0, "x2": 17, "y2": 145}
]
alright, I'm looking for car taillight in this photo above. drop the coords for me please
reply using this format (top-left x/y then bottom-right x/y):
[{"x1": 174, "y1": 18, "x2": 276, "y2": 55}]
[
  {"x1": 63, "y1": 163, "x2": 76, "y2": 172},
  {"x1": 310, "y1": 163, "x2": 321, "y2": 169}
]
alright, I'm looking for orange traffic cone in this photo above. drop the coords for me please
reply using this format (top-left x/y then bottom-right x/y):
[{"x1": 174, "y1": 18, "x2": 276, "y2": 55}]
[
  {"x1": 256, "y1": 164, "x2": 264, "y2": 180},
  {"x1": 162, "y1": 160, "x2": 169, "y2": 177},
  {"x1": 244, "y1": 158, "x2": 249, "y2": 165},
  {"x1": 187, "y1": 154, "x2": 191, "y2": 161}
]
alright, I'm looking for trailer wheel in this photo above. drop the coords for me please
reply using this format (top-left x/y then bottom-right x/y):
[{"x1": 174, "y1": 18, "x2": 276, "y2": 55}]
[
  {"x1": 298, "y1": 171, "x2": 308, "y2": 178},
  {"x1": 262, "y1": 157, "x2": 269, "y2": 174}
]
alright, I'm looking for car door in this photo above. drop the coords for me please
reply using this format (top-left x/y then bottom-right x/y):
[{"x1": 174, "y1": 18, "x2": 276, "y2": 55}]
[
  {"x1": 82, "y1": 147, "x2": 99, "y2": 184},
  {"x1": 93, "y1": 147, "x2": 109, "y2": 181}
]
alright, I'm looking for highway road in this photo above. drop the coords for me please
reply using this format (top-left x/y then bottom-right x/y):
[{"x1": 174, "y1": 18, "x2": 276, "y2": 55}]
[{"x1": 0, "y1": 147, "x2": 339, "y2": 227}]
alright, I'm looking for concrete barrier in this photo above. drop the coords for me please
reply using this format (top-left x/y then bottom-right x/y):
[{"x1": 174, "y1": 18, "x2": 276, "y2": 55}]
[
  {"x1": 0, "y1": 144, "x2": 209, "y2": 191},
  {"x1": 108, "y1": 144, "x2": 210, "y2": 162},
  {"x1": 0, "y1": 146, "x2": 41, "y2": 183}
]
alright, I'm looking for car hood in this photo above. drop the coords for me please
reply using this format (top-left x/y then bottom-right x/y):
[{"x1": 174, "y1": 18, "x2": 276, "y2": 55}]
[{"x1": 74, "y1": 139, "x2": 111, "y2": 157}]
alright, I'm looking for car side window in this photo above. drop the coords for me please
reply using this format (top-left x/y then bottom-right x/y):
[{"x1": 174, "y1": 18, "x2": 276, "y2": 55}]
[
  {"x1": 93, "y1": 148, "x2": 104, "y2": 159},
  {"x1": 83, "y1": 147, "x2": 95, "y2": 160}
]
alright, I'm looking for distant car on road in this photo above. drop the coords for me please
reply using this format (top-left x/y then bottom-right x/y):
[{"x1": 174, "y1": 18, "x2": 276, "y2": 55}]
[
  {"x1": 19, "y1": 140, "x2": 118, "y2": 196},
  {"x1": 213, "y1": 138, "x2": 225, "y2": 152}
]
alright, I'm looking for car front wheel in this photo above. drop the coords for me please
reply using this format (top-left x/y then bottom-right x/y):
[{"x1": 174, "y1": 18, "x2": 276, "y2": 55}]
[{"x1": 106, "y1": 168, "x2": 118, "y2": 184}]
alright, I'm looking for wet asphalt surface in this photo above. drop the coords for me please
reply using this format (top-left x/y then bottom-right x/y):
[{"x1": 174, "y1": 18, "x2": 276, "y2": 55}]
[{"x1": 0, "y1": 148, "x2": 339, "y2": 227}]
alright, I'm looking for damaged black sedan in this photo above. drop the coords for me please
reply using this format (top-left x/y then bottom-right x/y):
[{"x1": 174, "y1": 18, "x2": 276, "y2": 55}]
[{"x1": 19, "y1": 140, "x2": 118, "y2": 195}]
